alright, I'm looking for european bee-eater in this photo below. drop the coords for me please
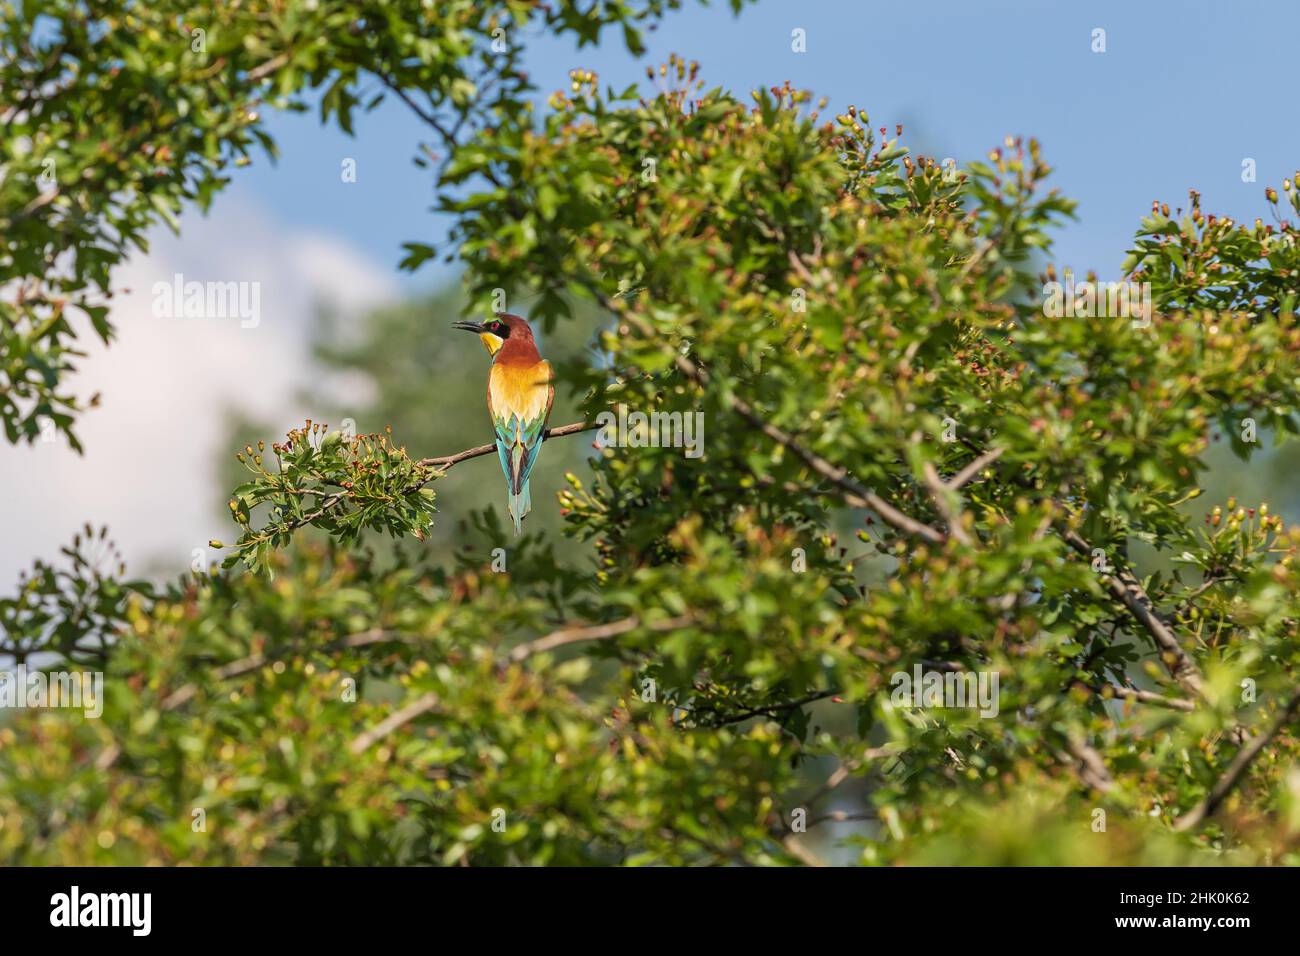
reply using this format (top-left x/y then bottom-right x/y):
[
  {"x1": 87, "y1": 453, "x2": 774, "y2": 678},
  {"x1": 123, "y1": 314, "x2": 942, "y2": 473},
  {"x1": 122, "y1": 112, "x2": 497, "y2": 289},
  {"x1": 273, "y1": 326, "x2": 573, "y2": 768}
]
[{"x1": 452, "y1": 313, "x2": 554, "y2": 535}]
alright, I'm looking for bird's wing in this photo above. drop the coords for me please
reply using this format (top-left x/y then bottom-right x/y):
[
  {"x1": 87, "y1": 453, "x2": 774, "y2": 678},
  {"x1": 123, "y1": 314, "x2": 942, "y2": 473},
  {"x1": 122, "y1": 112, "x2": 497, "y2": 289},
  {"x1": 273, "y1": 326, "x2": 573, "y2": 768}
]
[{"x1": 489, "y1": 361, "x2": 554, "y2": 495}]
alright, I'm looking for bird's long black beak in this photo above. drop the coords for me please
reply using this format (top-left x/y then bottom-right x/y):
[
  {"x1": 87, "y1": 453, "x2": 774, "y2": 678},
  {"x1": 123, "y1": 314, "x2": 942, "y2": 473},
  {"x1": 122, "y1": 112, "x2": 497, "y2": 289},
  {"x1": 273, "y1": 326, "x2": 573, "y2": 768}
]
[{"x1": 451, "y1": 320, "x2": 487, "y2": 334}]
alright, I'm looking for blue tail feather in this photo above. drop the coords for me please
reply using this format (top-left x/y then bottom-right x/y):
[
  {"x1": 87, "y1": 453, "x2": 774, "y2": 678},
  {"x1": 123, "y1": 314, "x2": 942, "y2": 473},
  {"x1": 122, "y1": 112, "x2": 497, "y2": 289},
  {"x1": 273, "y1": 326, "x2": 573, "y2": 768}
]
[
  {"x1": 495, "y1": 419, "x2": 542, "y2": 535},
  {"x1": 508, "y1": 480, "x2": 531, "y2": 535}
]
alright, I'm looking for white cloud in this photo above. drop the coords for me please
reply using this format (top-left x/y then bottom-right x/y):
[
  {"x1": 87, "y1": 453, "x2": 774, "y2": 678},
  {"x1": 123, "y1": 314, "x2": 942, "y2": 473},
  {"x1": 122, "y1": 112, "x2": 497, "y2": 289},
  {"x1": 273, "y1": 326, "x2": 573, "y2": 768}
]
[{"x1": 0, "y1": 198, "x2": 398, "y2": 586}]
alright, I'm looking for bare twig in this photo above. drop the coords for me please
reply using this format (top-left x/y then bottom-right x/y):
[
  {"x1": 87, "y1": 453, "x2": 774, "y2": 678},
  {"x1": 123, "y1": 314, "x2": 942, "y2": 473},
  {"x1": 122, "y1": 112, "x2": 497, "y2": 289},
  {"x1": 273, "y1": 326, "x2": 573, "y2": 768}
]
[
  {"x1": 506, "y1": 614, "x2": 693, "y2": 664},
  {"x1": 418, "y1": 420, "x2": 597, "y2": 471},
  {"x1": 93, "y1": 743, "x2": 121, "y2": 771},
  {"x1": 246, "y1": 51, "x2": 291, "y2": 82},
  {"x1": 706, "y1": 689, "x2": 840, "y2": 727},
  {"x1": 808, "y1": 810, "x2": 876, "y2": 827},
  {"x1": 922, "y1": 461, "x2": 971, "y2": 545},
  {"x1": 349, "y1": 691, "x2": 442, "y2": 755},
  {"x1": 1063, "y1": 736, "x2": 1114, "y2": 793},
  {"x1": 1083, "y1": 682, "x2": 1195, "y2": 712},
  {"x1": 160, "y1": 654, "x2": 268, "y2": 710},
  {"x1": 955, "y1": 236, "x2": 997, "y2": 281},
  {"x1": 804, "y1": 744, "x2": 903, "y2": 810},
  {"x1": 947, "y1": 446, "x2": 1005, "y2": 491},
  {"x1": 782, "y1": 835, "x2": 826, "y2": 867},
  {"x1": 376, "y1": 73, "x2": 455, "y2": 141},
  {"x1": 786, "y1": 248, "x2": 817, "y2": 286}
]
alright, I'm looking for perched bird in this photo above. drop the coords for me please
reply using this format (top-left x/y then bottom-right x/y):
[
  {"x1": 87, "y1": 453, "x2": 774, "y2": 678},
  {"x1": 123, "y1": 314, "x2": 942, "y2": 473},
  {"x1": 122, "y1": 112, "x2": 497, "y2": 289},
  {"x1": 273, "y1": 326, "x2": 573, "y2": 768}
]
[{"x1": 452, "y1": 313, "x2": 554, "y2": 535}]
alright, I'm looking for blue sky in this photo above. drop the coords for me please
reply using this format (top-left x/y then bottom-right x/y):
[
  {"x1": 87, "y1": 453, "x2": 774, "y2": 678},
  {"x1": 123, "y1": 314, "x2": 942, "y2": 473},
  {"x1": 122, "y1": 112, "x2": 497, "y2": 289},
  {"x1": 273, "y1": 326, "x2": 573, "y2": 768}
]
[{"x1": 236, "y1": 0, "x2": 1300, "y2": 296}]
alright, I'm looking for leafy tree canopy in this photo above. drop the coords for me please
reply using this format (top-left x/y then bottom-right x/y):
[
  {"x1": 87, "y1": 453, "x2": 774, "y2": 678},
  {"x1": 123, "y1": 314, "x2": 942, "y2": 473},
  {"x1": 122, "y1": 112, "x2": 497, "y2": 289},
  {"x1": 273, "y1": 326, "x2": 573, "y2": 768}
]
[{"x1": 2, "y1": 2, "x2": 1299, "y2": 865}]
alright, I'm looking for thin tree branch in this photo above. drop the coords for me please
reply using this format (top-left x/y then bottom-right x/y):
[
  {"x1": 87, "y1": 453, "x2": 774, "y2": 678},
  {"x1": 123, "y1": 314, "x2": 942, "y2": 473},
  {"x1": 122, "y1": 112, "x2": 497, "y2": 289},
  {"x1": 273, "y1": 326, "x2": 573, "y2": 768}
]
[
  {"x1": 704, "y1": 689, "x2": 840, "y2": 727},
  {"x1": 505, "y1": 613, "x2": 693, "y2": 664},
  {"x1": 1063, "y1": 529, "x2": 1205, "y2": 699},
  {"x1": 1174, "y1": 689, "x2": 1300, "y2": 831},
  {"x1": 956, "y1": 236, "x2": 996, "y2": 281},
  {"x1": 349, "y1": 691, "x2": 442, "y2": 755},
  {"x1": 922, "y1": 461, "x2": 971, "y2": 545},
  {"x1": 418, "y1": 420, "x2": 597, "y2": 471},
  {"x1": 160, "y1": 654, "x2": 267, "y2": 710},
  {"x1": 375, "y1": 74, "x2": 452, "y2": 137},
  {"x1": 1062, "y1": 736, "x2": 1115, "y2": 793},
  {"x1": 246, "y1": 50, "x2": 291, "y2": 82},
  {"x1": 782, "y1": 834, "x2": 826, "y2": 867},
  {"x1": 1082, "y1": 681, "x2": 1195, "y2": 712},
  {"x1": 808, "y1": 810, "x2": 876, "y2": 828},
  {"x1": 725, "y1": 391, "x2": 945, "y2": 543},
  {"x1": 947, "y1": 446, "x2": 1005, "y2": 491},
  {"x1": 804, "y1": 744, "x2": 903, "y2": 811}
]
